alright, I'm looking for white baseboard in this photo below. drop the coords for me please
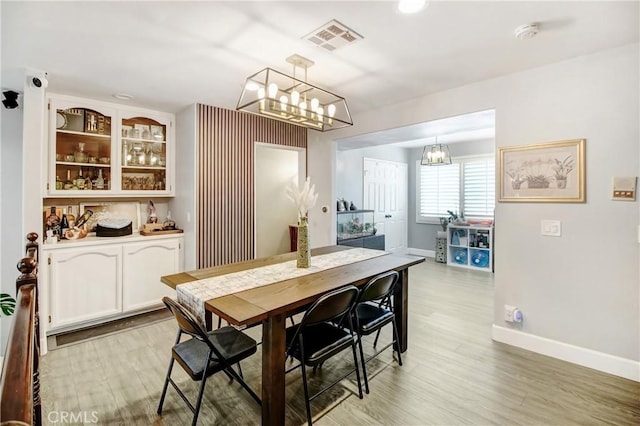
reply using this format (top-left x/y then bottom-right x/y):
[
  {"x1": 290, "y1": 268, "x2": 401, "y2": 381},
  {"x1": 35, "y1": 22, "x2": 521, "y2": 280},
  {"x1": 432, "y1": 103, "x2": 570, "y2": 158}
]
[
  {"x1": 492, "y1": 325, "x2": 640, "y2": 382},
  {"x1": 407, "y1": 247, "x2": 435, "y2": 258}
]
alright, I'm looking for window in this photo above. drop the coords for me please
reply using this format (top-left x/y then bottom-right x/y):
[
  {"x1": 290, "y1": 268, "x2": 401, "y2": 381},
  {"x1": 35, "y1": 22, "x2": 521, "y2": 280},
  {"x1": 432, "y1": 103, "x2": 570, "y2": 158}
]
[{"x1": 417, "y1": 155, "x2": 495, "y2": 222}]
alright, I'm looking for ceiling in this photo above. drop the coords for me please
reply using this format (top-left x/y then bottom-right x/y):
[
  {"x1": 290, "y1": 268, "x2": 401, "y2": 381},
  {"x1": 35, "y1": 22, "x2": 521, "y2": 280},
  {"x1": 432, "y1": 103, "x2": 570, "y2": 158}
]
[{"x1": 2, "y1": 1, "x2": 638, "y2": 147}]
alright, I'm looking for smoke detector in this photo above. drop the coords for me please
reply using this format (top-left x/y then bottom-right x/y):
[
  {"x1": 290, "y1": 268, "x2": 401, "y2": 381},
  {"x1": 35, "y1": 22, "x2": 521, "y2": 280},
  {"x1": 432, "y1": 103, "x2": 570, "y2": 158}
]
[{"x1": 514, "y1": 23, "x2": 539, "y2": 40}]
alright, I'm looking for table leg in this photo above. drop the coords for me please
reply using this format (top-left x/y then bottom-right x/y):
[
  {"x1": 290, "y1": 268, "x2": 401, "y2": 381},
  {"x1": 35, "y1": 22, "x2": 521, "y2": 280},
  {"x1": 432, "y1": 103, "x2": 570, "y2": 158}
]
[
  {"x1": 262, "y1": 314, "x2": 286, "y2": 425},
  {"x1": 394, "y1": 268, "x2": 409, "y2": 352}
]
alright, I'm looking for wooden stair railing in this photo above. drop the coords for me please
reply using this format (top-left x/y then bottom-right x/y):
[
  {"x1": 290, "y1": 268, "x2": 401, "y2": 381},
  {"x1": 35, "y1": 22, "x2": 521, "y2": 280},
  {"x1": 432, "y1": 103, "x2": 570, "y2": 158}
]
[{"x1": 0, "y1": 233, "x2": 41, "y2": 426}]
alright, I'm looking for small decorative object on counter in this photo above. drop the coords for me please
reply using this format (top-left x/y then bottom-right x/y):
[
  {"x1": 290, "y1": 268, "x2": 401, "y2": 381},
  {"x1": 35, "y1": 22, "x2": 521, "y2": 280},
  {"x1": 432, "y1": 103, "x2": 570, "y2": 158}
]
[
  {"x1": 64, "y1": 227, "x2": 88, "y2": 240},
  {"x1": 163, "y1": 211, "x2": 176, "y2": 230},
  {"x1": 349, "y1": 201, "x2": 357, "y2": 211},
  {"x1": 147, "y1": 200, "x2": 158, "y2": 223},
  {"x1": 337, "y1": 199, "x2": 347, "y2": 211},
  {"x1": 96, "y1": 219, "x2": 133, "y2": 237},
  {"x1": 286, "y1": 177, "x2": 318, "y2": 268}
]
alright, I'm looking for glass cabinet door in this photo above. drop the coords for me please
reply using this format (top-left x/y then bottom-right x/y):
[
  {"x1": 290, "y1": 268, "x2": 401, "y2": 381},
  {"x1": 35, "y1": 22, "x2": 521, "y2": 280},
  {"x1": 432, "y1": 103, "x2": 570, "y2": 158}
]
[
  {"x1": 50, "y1": 103, "x2": 115, "y2": 194},
  {"x1": 120, "y1": 115, "x2": 170, "y2": 194}
]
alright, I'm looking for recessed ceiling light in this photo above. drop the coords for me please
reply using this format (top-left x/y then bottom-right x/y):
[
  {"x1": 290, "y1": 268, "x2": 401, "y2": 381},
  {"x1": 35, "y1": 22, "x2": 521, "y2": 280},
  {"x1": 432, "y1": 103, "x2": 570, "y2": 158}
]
[
  {"x1": 514, "y1": 23, "x2": 539, "y2": 40},
  {"x1": 398, "y1": 0, "x2": 428, "y2": 14},
  {"x1": 113, "y1": 93, "x2": 134, "y2": 100}
]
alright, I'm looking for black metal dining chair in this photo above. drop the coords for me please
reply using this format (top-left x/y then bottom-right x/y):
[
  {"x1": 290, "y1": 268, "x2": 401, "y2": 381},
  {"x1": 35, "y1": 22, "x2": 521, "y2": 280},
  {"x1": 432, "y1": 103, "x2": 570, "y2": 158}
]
[
  {"x1": 353, "y1": 270, "x2": 402, "y2": 394},
  {"x1": 157, "y1": 297, "x2": 261, "y2": 426},
  {"x1": 285, "y1": 285, "x2": 364, "y2": 425}
]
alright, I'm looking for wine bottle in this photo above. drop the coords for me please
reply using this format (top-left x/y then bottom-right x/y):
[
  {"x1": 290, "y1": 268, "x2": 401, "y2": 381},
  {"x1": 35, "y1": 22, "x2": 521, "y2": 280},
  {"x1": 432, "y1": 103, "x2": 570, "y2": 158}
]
[
  {"x1": 64, "y1": 169, "x2": 73, "y2": 190},
  {"x1": 45, "y1": 206, "x2": 61, "y2": 241},
  {"x1": 75, "y1": 209, "x2": 93, "y2": 230},
  {"x1": 85, "y1": 170, "x2": 93, "y2": 190},
  {"x1": 77, "y1": 168, "x2": 86, "y2": 190},
  {"x1": 60, "y1": 208, "x2": 70, "y2": 239},
  {"x1": 95, "y1": 169, "x2": 105, "y2": 189},
  {"x1": 66, "y1": 206, "x2": 76, "y2": 228}
]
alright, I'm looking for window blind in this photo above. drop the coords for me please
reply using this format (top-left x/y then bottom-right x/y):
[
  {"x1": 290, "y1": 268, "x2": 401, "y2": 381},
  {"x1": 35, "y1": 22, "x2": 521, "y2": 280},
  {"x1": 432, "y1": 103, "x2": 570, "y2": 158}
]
[
  {"x1": 462, "y1": 157, "x2": 495, "y2": 218},
  {"x1": 417, "y1": 163, "x2": 460, "y2": 221},
  {"x1": 416, "y1": 154, "x2": 495, "y2": 222}
]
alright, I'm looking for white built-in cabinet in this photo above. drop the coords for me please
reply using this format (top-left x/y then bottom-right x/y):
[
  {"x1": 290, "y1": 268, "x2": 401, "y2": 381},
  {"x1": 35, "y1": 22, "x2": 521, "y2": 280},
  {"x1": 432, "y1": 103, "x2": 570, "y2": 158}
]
[
  {"x1": 46, "y1": 94, "x2": 175, "y2": 197},
  {"x1": 122, "y1": 239, "x2": 181, "y2": 311},
  {"x1": 47, "y1": 245, "x2": 122, "y2": 329},
  {"x1": 42, "y1": 234, "x2": 183, "y2": 334}
]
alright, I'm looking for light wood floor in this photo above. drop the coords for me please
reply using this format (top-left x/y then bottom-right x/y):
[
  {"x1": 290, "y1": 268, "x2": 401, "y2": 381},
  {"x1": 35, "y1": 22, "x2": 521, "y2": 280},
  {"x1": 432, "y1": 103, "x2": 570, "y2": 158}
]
[{"x1": 40, "y1": 259, "x2": 640, "y2": 425}]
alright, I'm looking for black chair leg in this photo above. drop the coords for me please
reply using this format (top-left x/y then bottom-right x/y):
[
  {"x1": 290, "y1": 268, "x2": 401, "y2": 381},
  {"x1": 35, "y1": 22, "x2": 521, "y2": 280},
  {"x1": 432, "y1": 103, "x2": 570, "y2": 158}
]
[
  {"x1": 157, "y1": 357, "x2": 175, "y2": 414},
  {"x1": 225, "y1": 364, "x2": 262, "y2": 405},
  {"x1": 300, "y1": 361, "x2": 313, "y2": 426},
  {"x1": 357, "y1": 337, "x2": 369, "y2": 394},
  {"x1": 373, "y1": 328, "x2": 382, "y2": 348},
  {"x1": 351, "y1": 341, "x2": 364, "y2": 399},
  {"x1": 192, "y1": 371, "x2": 209, "y2": 426}
]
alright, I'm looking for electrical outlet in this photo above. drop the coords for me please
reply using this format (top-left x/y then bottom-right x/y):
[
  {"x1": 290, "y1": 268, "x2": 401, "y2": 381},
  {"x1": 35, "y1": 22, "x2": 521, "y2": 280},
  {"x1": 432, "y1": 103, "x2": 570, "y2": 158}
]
[
  {"x1": 541, "y1": 220, "x2": 561, "y2": 237},
  {"x1": 504, "y1": 304, "x2": 523, "y2": 323},
  {"x1": 504, "y1": 305, "x2": 516, "y2": 322}
]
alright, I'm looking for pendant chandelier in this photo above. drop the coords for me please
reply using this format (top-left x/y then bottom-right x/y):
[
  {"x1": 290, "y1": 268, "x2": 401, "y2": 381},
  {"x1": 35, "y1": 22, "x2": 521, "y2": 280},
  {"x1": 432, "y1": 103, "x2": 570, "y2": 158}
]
[
  {"x1": 420, "y1": 139, "x2": 452, "y2": 166},
  {"x1": 236, "y1": 54, "x2": 353, "y2": 131}
]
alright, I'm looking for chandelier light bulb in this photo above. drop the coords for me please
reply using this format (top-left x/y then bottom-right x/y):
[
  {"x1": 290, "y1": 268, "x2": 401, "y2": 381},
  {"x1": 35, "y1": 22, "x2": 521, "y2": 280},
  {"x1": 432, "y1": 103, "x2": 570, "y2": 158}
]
[
  {"x1": 245, "y1": 81, "x2": 260, "y2": 91},
  {"x1": 310, "y1": 98, "x2": 319, "y2": 112},
  {"x1": 291, "y1": 90, "x2": 300, "y2": 107},
  {"x1": 268, "y1": 83, "x2": 278, "y2": 99},
  {"x1": 280, "y1": 95, "x2": 288, "y2": 110},
  {"x1": 327, "y1": 104, "x2": 336, "y2": 118},
  {"x1": 258, "y1": 88, "x2": 265, "y2": 99},
  {"x1": 299, "y1": 101, "x2": 307, "y2": 117},
  {"x1": 317, "y1": 106, "x2": 324, "y2": 122}
]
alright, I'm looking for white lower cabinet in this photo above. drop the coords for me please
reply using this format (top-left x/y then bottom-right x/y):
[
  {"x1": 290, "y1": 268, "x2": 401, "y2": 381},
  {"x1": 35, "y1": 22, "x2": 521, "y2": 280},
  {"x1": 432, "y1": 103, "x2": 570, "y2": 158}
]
[
  {"x1": 122, "y1": 239, "x2": 181, "y2": 311},
  {"x1": 49, "y1": 245, "x2": 122, "y2": 329},
  {"x1": 43, "y1": 235, "x2": 182, "y2": 334}
]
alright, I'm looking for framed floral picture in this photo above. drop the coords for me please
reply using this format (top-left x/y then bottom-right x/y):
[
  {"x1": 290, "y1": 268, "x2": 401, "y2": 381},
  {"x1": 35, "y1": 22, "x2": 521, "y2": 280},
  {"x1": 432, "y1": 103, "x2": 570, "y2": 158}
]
[{"x1": 498, "y1": 139, "x2": 585, "y2": 202}]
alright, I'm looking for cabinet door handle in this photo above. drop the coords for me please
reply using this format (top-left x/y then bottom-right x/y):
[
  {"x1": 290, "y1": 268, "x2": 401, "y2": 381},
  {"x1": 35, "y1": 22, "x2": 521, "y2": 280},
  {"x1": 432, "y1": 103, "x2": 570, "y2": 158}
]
[{"x1": 385, "y1": 214, "x2": 392, "y2": 218}]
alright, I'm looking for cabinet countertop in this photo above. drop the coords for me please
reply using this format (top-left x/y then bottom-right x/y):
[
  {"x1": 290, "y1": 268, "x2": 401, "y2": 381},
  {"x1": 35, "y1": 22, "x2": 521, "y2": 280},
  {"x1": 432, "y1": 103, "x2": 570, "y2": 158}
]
[{"x1": 41, "y1": 232, "x2": 184, "y2": 251}]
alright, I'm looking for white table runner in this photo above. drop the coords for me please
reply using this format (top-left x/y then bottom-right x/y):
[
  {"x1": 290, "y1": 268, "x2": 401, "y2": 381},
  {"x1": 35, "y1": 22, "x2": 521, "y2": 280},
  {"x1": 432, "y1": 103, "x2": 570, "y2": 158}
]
[{"x1": 177, "y1": 247, "x2": 387, "y2": 325}]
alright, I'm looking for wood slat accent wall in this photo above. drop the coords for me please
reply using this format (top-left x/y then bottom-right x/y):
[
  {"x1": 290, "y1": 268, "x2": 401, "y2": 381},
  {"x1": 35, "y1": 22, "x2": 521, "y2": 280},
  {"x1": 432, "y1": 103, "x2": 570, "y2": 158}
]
[{"x1": 196, "y1": 105, "x2": 307, "y2": 268}]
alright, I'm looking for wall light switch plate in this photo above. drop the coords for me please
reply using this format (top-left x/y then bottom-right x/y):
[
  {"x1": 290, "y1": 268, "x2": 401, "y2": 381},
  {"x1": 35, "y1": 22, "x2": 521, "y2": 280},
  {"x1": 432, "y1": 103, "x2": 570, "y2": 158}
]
[
  {"x1": 541, "y1": 220, "x2": 561, "y2": 237},
  {"x1": 612, "y1": 176, "x2": 637, "y2": 201}
]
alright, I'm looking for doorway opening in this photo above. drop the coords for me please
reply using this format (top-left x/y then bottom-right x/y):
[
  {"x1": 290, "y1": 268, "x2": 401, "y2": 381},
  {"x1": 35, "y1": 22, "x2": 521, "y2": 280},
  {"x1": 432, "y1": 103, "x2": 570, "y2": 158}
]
[{"x1": 254, "y1": 143, "x2": 306, "y2": 258}]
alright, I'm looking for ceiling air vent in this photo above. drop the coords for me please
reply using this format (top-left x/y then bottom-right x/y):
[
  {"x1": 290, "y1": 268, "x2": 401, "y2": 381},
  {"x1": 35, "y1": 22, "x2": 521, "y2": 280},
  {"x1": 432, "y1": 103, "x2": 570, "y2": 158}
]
[{"x1": 303, "y1": 19, "x2": 363, "y2": 51}]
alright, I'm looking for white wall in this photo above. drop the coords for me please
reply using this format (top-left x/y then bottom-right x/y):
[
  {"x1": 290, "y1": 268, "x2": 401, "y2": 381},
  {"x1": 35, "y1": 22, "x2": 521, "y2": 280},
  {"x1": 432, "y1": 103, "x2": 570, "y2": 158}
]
[
  {"x1": 307, "y1": 132, "x2": 336, "y2": 248},
  {"x1": 171, "y1": 104, "x2": 197, "y2": 270},
  {"x1": 308, "y1": 43, "x2": 639, "y2": 379},
  {"x1": 0, "y1": 92, "x2": 24, "y2": 354}
]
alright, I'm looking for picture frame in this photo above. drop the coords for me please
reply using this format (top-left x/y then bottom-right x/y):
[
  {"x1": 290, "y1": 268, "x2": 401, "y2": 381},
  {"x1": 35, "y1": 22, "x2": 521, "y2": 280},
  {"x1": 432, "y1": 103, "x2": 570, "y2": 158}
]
[
  {"x1": 122, "y1": 172, "x2": 157, "y2": 190},
  {"x1": 79, "y1": 202, "x2": 140, "y2": 233},
  {"x1": 498, "y1": 139, "x2": 585, "y2": 203}
]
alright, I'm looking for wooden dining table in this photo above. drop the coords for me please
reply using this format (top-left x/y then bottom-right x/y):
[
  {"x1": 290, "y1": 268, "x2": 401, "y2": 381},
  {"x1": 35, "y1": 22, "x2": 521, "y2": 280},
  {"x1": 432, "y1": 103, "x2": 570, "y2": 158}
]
[{"x1": 161, "y1": 245, "x2": 425, "y2": 425}]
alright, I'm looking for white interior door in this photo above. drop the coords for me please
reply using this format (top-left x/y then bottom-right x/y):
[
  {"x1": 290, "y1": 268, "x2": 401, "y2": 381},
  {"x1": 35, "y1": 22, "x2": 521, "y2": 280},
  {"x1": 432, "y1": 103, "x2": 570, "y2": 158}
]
[
  {"x1": 255, "y1": 143, "x2": 306, "y2": 258},
  {"x1": 363, "y1": 158, "x2": 408, "y2": 253}
]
